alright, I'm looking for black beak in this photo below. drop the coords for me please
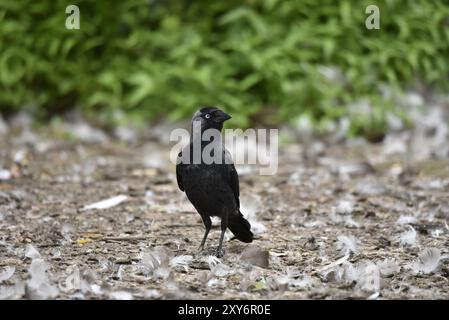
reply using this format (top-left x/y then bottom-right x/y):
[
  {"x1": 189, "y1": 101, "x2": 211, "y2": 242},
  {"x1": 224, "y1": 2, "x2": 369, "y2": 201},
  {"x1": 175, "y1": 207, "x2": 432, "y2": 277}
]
[{"x1": 216, "y1": 110, "x2": 232, "y2": 122}]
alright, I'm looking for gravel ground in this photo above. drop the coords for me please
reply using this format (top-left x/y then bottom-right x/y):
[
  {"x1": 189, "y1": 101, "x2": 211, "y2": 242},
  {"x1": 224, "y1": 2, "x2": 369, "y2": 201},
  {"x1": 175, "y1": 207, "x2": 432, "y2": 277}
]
[{"x1": 1, "y1": 115, "x2": 449, "y2": 300}]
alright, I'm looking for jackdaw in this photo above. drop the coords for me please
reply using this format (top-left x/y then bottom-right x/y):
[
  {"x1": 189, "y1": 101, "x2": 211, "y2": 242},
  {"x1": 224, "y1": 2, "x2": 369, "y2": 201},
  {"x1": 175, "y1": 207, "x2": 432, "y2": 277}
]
[{"x1": 176, "y1": 107, "x2": 253, "y2": 257}]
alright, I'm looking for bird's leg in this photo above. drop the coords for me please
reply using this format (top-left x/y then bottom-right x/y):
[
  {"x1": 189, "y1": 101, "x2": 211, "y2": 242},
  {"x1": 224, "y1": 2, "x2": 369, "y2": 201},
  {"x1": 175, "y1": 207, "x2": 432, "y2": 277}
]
[
  {"x1": 216, "y1": 214, "x2": 228, "y2": 258},
  {"x1": 198, "y1": 228, "x2": 210, "y2": 252},
  {"x1": 216, "y1": 229, "x2": 226, "y2": 258},
  {"x1": 198, "y1": 215, "x2": 211, "y2": 252}
]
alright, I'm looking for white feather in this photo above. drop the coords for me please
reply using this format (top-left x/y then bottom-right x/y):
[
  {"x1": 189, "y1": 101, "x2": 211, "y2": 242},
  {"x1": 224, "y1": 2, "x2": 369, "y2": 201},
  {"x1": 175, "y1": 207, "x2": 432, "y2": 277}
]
[
  {"x1": 376, "y1": 259, "x2": 400, "y2": 276},
  {"x1": 334, "y1": 200, "x2": 354, "y2": 215},
  {"x1": 275, "y1": 267, "x2": 316, "y2": 289},
  {"x1": 169, "y1": 255, "x2": 193, "y2": 269},
  {"x1": 367, "y1": 292, "x2": 380, "y2": 300},
  {"x1": 412, "y1": 247, "x2": 441, "y2": 274},
  {"x1": 398, "y1": 226, "x2": 417, "y2": 246},
  {"x1": 342, "y1": 262, "x2": 360, "y2": 284},
  {"x1": 109, "y1": 291, "x2": 133, "y2": 300},
  {"x1": 82, "y1": 195, "x2": 128, "y2": 210},
  {"x1": 0, "y1": 266, "x2": 15, "y2": 283},
  {"x1": 239, "y1": 195, "x2": 267, "y2": 235},
  {"x1": 318, "y1": 254, "x2": 350, "y2": 273},
  {"x1": 211, "y1": 263, "x2": 233, "y2": 277},
  {"x1": 205, "y1": 255, "x2": 221, "y2": 267},
  {"x1": 336, "y1": 235, "x2": 359, "y2": 255},
  {"x1": 207, "y1": 278, "x2": 226, "y2": 287},
  {"x1": 202, "y1": 255, "x2": 232, "y2": 277},
  {"x1": 0, "y1": 169, "x2": 11, "y2": 181},
  {"x1": 138, "y1": 246, "x2": 172, "y2": 279},
  {"x1": 27, "y1": 259, "x2": 59, "y2": 299},
  {"x1": 287, "y1": 275, "x2": 316, "y2": 289},
  {"x1": 25, "y1": 244, "x2": 41, "y2": 259},
  {"x1": 356, "y1": 261, "x2": 380, "y2": 292},
  {"x1": 397, "y1": 215, "x2": 417, "y2": 225}
]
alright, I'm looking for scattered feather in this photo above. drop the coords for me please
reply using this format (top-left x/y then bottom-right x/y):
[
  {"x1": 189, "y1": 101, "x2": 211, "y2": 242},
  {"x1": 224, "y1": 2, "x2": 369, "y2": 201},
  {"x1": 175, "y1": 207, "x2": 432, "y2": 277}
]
[
  {"x1": 304, "y1": 220, "x2": 326, "y2": 228},
  {"x1": 205, "y1": 255, "x2": 221, "y2": 268},
  {"x1": 343, "y1": 216, "x2": 360, "y2": 228},
  {"x1": 287, "y1": 275, "x2": 316, "y2": 289},
  {"x1": 138, "y1": 246, "x2": 173, "y2": 279},
  {"x1": 82, "y1": 195, "x2": 128, "y2": 210},
  {"x1": 240, "y1": 195, "x2": 267, "y2": 235},
  {"x1": 207, "y1": 278, "x2": 226, "y2": 288},
  {"x1": 110, "y1": 291, "x2": 133, "y2": 300},
  {"x1": 272, "y1": 272, "x2": 315, "y2": 290},
  {"x1": 169, "y1": 255, "x2": 193, "y2": 270},
  {"x1": 201, "y1": 256, "x2": 233, "y2": 277},
  {"x1": 356, "y1": 261, "x2": 380, "y2": 292},
  {"x1": 210, "y1": 262, "x2": 233, "y2": 277},
  {"x1": 0, "y1": 266, "x2": 15, "y2": 283},
  {"x1": 90, "y1": 284, "x2": 103, "y2": 295},
  {"x1": 398, "y1": 226, "x2": 418, "y2": 246},
  {"x1": 25, "y1": 244, "x2": 41, "y2": 260},
  {"x1": 0, "y1": 286, "x2": 16, "y2": 299},
  {"x1": 143, "y1": 289, "x2": 161, "y2": 299},
  {"x1": 336, "y1": 235, "x2": 359, "y2": 255},
  {"x1": 321, "y1": 265, "x2": 345, "y2": 283},
  {"x1": 376, "y1": 259, "x2": 400, "y2": 277},
  {"x1": 329, "y1": 212, "x2": 359, "y2": 228},
  {"x1": 412, "y1": 248, "x2": 441, "y2": 274},
  {"x1": 342, "y1": 262, "x2": 360, "y2": 284},
  {"x1": 431, "y1": 229, "x2": 444, "y2": 238},
  {"x1": 367, "y1": 292, "x2": 380, "y2": 300},
  {"x1": 397, "y1": 215, "x2": 417, "y2": 225},
  {"x1": 318, "y1": 254, "x2": 350, "y2": 273},
  {"x1": 334, "y1": 200, "x2": 354, "y2": 215},
  {"x1": 115, "y1": 265, "x2": 124, "y2": 281},
  {"x1": 0, "y1": 169, "x2": 11, "y2": 181},
  {"x1": 26, "y1": 259, "x2": 59, "y2": 299},
  {"x1": 249, "y1": 220, "x2": 267, "y2": 235}
]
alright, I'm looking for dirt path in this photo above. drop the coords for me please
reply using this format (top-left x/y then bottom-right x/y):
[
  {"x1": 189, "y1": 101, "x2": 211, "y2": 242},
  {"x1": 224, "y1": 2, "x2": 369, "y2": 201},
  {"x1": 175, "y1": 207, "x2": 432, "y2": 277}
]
[{"x1": 1, "y1": 126, "x2": 449, "y2": 299}]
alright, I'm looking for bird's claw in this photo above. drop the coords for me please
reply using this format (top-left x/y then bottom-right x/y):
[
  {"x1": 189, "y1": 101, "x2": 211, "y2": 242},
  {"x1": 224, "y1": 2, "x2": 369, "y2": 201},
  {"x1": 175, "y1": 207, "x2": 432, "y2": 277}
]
[{"x1": 215, "y1": 248, "x2": 225, "y2": 258}]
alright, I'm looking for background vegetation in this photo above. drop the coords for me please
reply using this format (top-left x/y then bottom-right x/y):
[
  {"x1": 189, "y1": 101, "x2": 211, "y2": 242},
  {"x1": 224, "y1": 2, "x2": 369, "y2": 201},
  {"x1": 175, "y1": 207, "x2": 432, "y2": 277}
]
[{"x1": 0, "y1": 0, "x2": 448, "y2": 136}]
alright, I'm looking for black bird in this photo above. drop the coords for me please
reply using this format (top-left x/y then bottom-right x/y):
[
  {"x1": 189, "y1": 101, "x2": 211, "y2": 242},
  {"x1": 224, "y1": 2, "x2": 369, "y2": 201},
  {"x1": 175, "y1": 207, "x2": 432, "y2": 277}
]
[{"x1": 176, "y1": 107, "x2": 253, "y2": 257}]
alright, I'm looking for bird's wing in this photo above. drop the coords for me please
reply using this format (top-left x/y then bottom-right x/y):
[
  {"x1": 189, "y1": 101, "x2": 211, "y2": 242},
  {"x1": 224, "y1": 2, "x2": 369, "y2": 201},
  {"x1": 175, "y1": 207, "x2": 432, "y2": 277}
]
[
  {"x1": 224, "y1": 150, "x2": 240, "y2": 208},
  {"x1": 176, "y1": 151, "x2": 184, "y2": 192}
]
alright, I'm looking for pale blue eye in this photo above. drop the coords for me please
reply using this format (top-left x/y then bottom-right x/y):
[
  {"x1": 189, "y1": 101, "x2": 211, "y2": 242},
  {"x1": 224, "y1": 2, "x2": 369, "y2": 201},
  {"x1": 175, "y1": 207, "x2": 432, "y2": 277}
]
[{"x1": 205, "y1": 114, "x2": 211, "y2": 119}]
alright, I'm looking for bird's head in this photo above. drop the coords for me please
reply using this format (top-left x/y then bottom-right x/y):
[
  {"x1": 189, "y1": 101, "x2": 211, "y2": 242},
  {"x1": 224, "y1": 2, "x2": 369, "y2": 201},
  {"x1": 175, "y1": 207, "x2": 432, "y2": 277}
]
[{"x1": 191, "y1": 107, "x2": 232, "y2": 132}]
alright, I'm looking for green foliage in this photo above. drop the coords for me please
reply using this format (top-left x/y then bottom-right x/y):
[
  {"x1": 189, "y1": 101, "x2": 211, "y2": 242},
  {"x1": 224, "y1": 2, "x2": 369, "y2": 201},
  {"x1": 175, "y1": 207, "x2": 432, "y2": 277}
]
[{"x1": 0, "y1": 0, "x2": 448, "y2": 134}]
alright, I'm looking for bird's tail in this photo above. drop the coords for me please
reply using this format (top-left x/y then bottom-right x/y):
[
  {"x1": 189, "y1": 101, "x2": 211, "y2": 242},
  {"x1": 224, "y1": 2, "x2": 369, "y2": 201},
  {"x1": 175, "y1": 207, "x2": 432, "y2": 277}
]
[{"x1": 228, "y1": 211, "x2": 253, "y2": 243}]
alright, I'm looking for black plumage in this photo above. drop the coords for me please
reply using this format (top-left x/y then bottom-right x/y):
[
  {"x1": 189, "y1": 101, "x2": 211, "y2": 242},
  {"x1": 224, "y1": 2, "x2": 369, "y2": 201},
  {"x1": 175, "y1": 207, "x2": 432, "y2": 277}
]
[{"x1": 176, "y1": 107, "x2": 253, "y2": 257}]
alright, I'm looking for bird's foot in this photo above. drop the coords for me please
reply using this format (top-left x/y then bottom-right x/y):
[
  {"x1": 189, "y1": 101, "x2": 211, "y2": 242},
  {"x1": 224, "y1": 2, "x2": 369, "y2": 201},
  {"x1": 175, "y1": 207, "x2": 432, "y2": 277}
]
[{"x1": 215, "y1": 248, "x2": 225, "y2": 258}]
